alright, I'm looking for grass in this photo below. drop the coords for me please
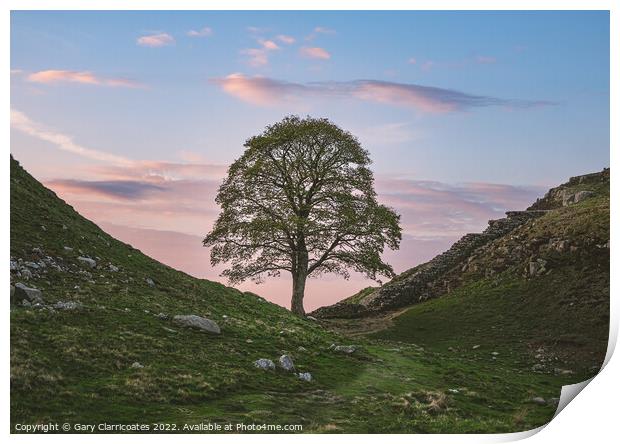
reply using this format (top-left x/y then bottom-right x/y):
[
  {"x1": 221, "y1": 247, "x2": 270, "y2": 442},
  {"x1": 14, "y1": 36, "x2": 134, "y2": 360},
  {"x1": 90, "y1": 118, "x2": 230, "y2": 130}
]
[{"x1": 9, "y1": 156, "x2": 609, "y2": 433}]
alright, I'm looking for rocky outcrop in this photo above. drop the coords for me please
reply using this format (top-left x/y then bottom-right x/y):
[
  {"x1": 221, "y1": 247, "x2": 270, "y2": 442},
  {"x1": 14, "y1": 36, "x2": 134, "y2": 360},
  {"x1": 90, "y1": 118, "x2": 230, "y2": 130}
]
[{"x1": 313, "y1": 210, "x2": 548, "y2": 318}]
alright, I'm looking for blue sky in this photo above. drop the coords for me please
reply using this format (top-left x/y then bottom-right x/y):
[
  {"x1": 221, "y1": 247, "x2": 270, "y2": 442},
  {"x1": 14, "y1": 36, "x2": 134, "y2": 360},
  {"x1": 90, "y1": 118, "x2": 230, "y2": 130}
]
[{"x1": 10, "y1": 11, "x2": 610, "y2": 309}]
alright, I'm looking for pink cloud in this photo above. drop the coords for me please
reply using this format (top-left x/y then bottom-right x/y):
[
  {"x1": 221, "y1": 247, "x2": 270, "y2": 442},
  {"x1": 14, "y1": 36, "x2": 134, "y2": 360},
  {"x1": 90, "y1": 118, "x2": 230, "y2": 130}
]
[
  {"x1": 300, "y1": 46, "x2": 331, "y2": 60},
  {"x1": 187, "y1": 27, "x2": 213, "y2": 37},
  {"x1": 27, "y1": 70, "x2": 142, "y2": 88},
  {"x1": 240, "y1": 39, "x2": 281, "y2": 67},
  {"x1": 408, "y1": 58, "x2": 417, "y2": 65},
  {"x1": 211, "y1": 74, "x2": 554, "y2": 112},
  {"x1": 137, "y1": 33, "x2": 175, "y2": 47}
]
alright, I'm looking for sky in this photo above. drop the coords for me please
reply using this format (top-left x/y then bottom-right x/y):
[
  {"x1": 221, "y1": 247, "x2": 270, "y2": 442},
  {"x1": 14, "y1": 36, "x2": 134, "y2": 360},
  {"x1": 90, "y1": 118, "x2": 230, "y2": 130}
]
[{"x1": 10, "y1": 11, "x2": 610, "y2": 311}]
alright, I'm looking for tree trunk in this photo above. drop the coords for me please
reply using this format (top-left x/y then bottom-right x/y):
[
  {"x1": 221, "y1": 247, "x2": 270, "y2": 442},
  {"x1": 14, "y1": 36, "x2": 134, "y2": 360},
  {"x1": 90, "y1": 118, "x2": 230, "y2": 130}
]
[
  {"x1": 291, "y1": 248, "x2": 308, "y2": 316},
  {"x1": 291, "y1": 268, "x2": 307, "y2": 316}
]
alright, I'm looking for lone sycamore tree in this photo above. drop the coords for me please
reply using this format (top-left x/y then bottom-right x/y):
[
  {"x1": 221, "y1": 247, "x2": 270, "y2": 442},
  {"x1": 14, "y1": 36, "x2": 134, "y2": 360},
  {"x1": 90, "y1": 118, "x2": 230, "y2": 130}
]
[{"x1": 204, "y1": 116, "x2": 401, "y2": 315}]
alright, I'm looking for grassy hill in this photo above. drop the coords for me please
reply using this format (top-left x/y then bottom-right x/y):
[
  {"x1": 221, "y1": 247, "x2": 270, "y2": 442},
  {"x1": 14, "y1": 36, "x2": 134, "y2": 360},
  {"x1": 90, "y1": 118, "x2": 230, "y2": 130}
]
[{"x1": 10, "y1": 156, "x2": 605, "y2": 433}]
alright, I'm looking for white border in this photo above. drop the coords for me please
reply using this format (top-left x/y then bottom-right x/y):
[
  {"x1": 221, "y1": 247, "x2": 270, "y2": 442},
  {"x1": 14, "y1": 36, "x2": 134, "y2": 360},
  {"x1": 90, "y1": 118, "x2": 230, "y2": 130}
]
[{"x1": 3, "y1": 1, "x2": 617, "y2": 443}]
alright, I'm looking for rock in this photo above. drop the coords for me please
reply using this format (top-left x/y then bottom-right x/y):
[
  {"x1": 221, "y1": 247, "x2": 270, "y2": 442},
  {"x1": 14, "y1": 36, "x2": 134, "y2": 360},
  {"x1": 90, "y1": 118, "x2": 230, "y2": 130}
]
[
  {"x1": 472, "y1": 344, "x2": 481, "y2": 350},
  {"x1": 10, "y1": 260, "x2": 18, "y2": 271},
  {"x1": 254, "y1": 358, "x2": 275, "y2": 370},
  {"x1": 491, "y1": 351, "x2": 499, "y2": 356},
  {"x1": 77, "y1": 256, "x2": 97, "y2": 268},
  {"x1": 13, "y1": 283, "x2": 43, "y2": 305},
  {"x1": 63, "y1": 246, "x2": 73, "y2": 252},
  {"x1": 531, "y1": 397, "x2": 546, "y2": 405},
  {"x1": 554, "y1": 368, "x2": 574, "y2": 376},
  {"x1": 20, "y1": 268, "x2": 32, "y2": 279},
  {"x1": 298, "y1": 372, "x2": 312, "y2": 382},
  {"x1": 173, "y1": 315, "x2": 220, "y2": 334},
  {"x1": 548, "y1": 397, "x2": 560, "y2": 406},
  {"x1": 156, "y1": 313, "x2": 169, "y2": 320},
  {"x1": 562, "y1": 190, "x2": 594, "y2": 206},
  {"x1": 531, "y1": 363, "x2": 545, "y2": 372},
  {"x1": 145, "y1": 278, "x2": 155, "y2": 287},
  {"x1": 332, "y1": 345, "x2": 357, "y2": 354},
  {"x1": 448, "y1": 389, "x2": 459, "y2": 394},
  {"x1": 306, "y1": 316, "x2": 318, "y2": 321},
  {"x1": 279, "y1": 354, "x2": 295, "y2": 371},
  {"x1": 528, "y1": 259, "x2": 547, "y2": 277},
  {"x1": 130, "y1": 362, "x2": 144, "y2": 369},
  {"x1": 24, "y1": 261, "x2": 40, "y2": 269},
  {"x1": 297, "y1": 346, "x2": 307, "y2": 352},
  {"x1": 108, "y1": 264, "x2": 119, "y2": 272},
  {"x1": 53, "y1": 301, "x2": 83, "y2": 311}
]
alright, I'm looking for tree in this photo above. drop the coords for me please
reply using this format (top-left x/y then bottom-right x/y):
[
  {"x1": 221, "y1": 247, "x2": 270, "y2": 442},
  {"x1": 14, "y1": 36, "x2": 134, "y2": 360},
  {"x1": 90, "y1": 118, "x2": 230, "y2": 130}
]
[{"x1": 204, "y1": 116, "x2": 401, "y2": 315}]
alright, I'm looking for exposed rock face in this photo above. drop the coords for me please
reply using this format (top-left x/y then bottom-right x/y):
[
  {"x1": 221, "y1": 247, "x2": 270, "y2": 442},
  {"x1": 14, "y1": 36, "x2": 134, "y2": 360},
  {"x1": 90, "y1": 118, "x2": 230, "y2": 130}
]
[
  {"x1": 312, "y1": 169, "x2": 609, "y2": 319},
  {"x1": 12, "y1": 283, "x2": 44, "y2": 305},
  {"x1": 313, "y1": 210, "x2": 548, "y2": 318},
  {"x1": 173, "y1": 315, "x2": 221, "y2": 334}
]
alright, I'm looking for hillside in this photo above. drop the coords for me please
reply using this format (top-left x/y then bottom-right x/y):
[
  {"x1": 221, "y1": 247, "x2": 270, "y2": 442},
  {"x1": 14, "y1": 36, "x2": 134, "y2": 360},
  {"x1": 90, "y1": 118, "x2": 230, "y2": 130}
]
[
  {"x1": 10, "y1": 156, "x2": 605, "y2": 433},
  {"x1": 313, "y1": 169, "x2": 609, "y2": 374}
]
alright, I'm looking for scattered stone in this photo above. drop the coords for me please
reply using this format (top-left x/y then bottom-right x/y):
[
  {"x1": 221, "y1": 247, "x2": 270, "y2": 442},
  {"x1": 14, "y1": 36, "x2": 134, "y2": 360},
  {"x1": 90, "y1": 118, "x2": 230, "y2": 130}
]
[
  {"x1": 306, "y1": 316, "x2": 318, "y2": 321},
  {"x1": 53, "y1": 301, "x2": 83, "y2": 311},
  {"x1": 331, "y1": 345, "x2": 357, "y2": 354},
  {"x1": 297, "y1": 346, "x2": 307, "y2": 352},
  {"x1": 246, "y1": 339, "x2": 253, "y2": 343},
  {"x1": 162, "y1": 327, "x2": 177, "y2": 334},
  {"x1": 472, "y1": 345, "x2": 481, "y2": 350},
  {"x1": 130, "y1": 362, "x2": 144, "y2": 369},
  {"x1": 554, "y1": 368, "x2": 574, "y2": 376},
  {"x1": 548, "y1": 397, "x2": 560, "y2": 406},
  {"x1": 531, "y1": 363, "x2": 545, "y2": 372},
  {"x1": 491, "y1": 351, "x2": 499, "y2": 356},
  {"x1": 156, "y1": 313, "x2": 169, "y2": 320},
  {"x1": 13, "y1": 283, "x2": 44, "y2": 305},
  {"x1": 531, "y1": 397, "x2": 546, "y2": 406},
  {"x1": 24, "y1": 261, "x2": 40, "y2": 269},
  {"x1": 279, "y1": 354, "x2": 295, "y2": 371},
  {"x1": 173, "y1": 315, "x2": 221, "y2": 334},
  {"x1": 10, "y1": 260, "x2": 18, "y2": 271},
  {"x1": 254, "y1": 359, "x2": 275, "y2": 370},
  {"x1": 63, "y1": 246, "x2": 73, "y2": 252},
  {"x1": 222, "y1": 315, "x2": 228, "y2": 319},
  {"x1": 20, "y1": 269, "x2": 32, "y2": 279},
  {"x1": 448, "y1": 389, "x2": 459, "y2": 394},
  {"x1": 528, "y1": 259, "x2": 547, "y2": 277},
  {"x1": 298, "y1": 372, "x2": 312, "y2": 382},
  {"x1": 77, "y1": 256, "x2": 97, "y2": 268},
  {"x1": 145, "y1": 278, "x2": 155, "y2": 287},
  {"x1": 108, "y1": 264, "x2": 119, "y2": 272}
]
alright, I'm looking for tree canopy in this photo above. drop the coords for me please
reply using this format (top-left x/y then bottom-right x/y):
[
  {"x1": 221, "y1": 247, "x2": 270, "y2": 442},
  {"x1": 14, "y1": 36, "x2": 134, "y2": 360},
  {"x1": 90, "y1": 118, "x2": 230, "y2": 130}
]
[{"x1": 204, "y1": 116, "x2": 402, "y2": 315}]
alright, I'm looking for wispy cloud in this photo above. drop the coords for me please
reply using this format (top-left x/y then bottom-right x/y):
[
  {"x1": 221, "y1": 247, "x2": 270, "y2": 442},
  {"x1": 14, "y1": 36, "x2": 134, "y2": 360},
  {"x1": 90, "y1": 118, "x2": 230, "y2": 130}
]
[
  {"x1": 11, "y1": 109, "x2": 132, "y2": 165},
  {"x1": 276, "y1": 34, "x2": 295, "y2": 44},
  {"x1": 26, "y1": 70, "x2": 142, "y2": 88},
  {"x1": 187, "y1": 27, "x2": 213, "y2": 37},
  {"x1": 299, "y1": 47, "x2": 331, "y2": 60},
  {"x1": 306, "y1": 26, "x2": 336, "y2": 41},
  {"x1": 137, "y1": 33, "x2": 175, "y2": 47},
  {"x1": 46, "y1": 179, "x2": 164, "y2": 200},
  {"x1": 211, "y1": 74, "x2": 555, "y2": 112},
  {"x1": 241, "y1": 39, "x2": 281, "y2": 67},
  {"x1": 475, "y1": 55, "x2": 497, "y2": 64}
]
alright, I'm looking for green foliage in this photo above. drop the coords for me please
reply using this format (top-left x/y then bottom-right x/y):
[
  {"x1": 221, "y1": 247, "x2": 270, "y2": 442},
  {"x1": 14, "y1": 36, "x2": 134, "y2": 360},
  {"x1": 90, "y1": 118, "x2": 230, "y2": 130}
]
[{"x1": 204, "y1": 116, "x2": 401, "y2": 311}]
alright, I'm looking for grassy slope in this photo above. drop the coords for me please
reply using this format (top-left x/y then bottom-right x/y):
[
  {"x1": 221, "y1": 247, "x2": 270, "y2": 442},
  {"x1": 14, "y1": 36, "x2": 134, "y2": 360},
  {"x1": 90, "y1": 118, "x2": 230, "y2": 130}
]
[
  {"x1": 371, "y1": 175, "x2": 609, "y2": 374},
  {"x1": 10, "y1": 156, "x2": 589, "y2": 433}
]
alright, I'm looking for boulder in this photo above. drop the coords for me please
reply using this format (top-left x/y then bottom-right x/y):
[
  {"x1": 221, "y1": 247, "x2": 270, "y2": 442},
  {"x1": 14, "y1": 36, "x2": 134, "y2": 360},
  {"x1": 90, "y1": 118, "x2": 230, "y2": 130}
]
[
  {"x1": 254, "y1": 359, "x2": 275, "y2": 370},
  {"x1": 108, "y1": 264, "x2": 119, "y2": 272},
  {"x1": 298, "y1": 372, "x2": 312, "y2": 382},
  {"x1": 13, "y1": 283, "x2": 43, "y2": 305},
  {"x1": 53, "y1": 301, "x2": 83, "y2": 311},
  {"x1": 331, "y1": 344, "x2": 357, "y2": 354},
  {"x1": 77, "y1": 256, "x2": 97, "y2": 268},
  {"x1": 279, "y1": 354, "x2": 295, "y2": 371},
  {"x1": 131, "y1": 362, "x2": 144, "y2": 369},
  {"x1": 528, "y1": 259, "x2": 547, "y2": 277},
  {"x1": 173, "y1": 315, "x2": 220, "y2": 334}
]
